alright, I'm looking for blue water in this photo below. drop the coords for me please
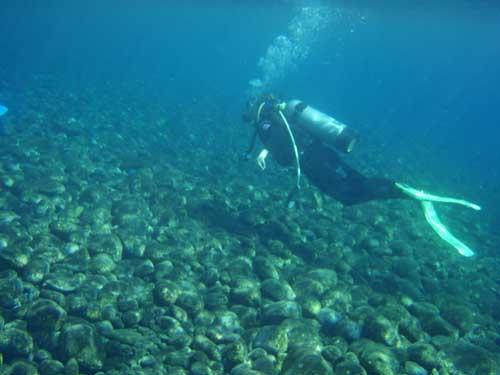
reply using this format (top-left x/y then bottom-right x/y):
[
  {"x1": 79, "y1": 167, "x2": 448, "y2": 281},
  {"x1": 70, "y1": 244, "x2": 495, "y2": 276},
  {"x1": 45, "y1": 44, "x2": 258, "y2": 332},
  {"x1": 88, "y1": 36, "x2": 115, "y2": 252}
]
[
  {"x1": 1, "y1": 1, "x2": 500, "y2": 373},
  {"x1": 2, "y1": 2, "x2": 498, "y2": 200}
]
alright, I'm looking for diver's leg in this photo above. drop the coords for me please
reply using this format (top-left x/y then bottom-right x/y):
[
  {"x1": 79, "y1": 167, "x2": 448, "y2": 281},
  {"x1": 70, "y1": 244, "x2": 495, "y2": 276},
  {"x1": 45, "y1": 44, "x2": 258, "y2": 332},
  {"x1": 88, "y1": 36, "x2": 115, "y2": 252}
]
[{"x1": 302, "y1": 143, "x2": 406, "y2": 205}]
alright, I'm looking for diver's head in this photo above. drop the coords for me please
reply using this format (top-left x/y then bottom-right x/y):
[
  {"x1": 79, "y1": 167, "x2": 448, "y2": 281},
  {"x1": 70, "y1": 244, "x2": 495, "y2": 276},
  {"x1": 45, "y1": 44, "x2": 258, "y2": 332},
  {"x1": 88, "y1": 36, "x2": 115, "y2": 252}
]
[{"x1": 242, "y1": 93, "x2": 279, "y2": 124}]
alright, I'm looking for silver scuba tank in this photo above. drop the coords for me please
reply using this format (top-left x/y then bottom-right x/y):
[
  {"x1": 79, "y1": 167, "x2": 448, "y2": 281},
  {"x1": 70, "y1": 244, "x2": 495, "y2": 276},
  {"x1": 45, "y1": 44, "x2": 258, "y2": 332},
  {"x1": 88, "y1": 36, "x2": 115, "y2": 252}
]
[{"x1": 283, "y1": 99, "x2": 359, "y2": 153}]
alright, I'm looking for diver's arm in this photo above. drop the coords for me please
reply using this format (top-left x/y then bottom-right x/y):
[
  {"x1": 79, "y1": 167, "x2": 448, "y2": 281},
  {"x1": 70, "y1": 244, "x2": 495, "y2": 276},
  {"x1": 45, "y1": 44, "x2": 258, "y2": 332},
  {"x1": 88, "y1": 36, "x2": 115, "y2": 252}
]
[{"x1": 243, "y1": 129, "x2": 258, "y2": 158}]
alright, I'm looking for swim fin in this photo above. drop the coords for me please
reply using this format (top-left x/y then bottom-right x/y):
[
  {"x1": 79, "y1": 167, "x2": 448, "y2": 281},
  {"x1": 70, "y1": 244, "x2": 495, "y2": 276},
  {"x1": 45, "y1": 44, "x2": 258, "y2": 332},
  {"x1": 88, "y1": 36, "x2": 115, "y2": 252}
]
[{"x1": 396, "y1": 182, "x2": 480, "y2": 257}]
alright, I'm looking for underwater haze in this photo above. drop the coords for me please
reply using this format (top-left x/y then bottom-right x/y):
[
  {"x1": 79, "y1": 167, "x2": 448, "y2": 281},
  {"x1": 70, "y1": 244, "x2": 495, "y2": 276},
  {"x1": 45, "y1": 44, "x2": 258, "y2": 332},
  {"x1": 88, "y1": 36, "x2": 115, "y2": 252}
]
[{"x1": 0, "y1": 1, "x2": 500, "y2": 375}]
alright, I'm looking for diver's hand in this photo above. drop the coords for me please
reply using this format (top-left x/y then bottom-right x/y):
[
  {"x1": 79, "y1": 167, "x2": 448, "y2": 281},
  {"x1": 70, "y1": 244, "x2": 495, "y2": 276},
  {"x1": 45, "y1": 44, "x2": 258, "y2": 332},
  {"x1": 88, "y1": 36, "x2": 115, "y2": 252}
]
[{"x1": 257, "y1": 149, "x2": 269, "y2": 170}]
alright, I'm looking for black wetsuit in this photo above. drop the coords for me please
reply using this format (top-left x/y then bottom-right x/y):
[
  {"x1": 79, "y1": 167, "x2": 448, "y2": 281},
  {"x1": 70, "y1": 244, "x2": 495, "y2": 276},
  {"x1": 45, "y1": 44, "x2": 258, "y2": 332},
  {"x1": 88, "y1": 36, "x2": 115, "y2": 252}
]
[{"x1": 246, "y1": 104, "x2": 406, "y2": 206}]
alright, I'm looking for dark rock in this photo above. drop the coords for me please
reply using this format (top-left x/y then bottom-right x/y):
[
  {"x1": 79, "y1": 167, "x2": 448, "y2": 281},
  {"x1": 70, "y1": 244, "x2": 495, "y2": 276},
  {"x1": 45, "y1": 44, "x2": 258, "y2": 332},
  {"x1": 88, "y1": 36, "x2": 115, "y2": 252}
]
[
  {"x1": 139, "y1": 355, "x2": 156, "y2": 367},
  {"x1": 399, "y1": 316, "x2": 424, "y2": 342},
  {"x1": 282, "y1": 319, "x2": 322, "y2": 353},
  {"x1": 252, "y1": 325, "x2": 288, "y2": 355},
  {"x1": 317, "y1": 308, "x2": 343, "y2": 333},
  {"x1": 392, "y1": 257, "x2": 420, "y2": 278},
  {"x1": 190, "y1": 361, "x2": 213, "y2": 375},
  {"x1": 154, "y1": 280, "x2": 180, "y2": 305},
  {"x1": 117, "y1": 297, "x2": 138, "y2": 312},
  {"x1": 363, "y1": 314, "x2": 399, "y2": 346},
  {"x1": 96, "y1": 320, "x2": 114, "y2": 337},
  {"x1": 351, "y1": 339, "x2": 400, "y2": 375},
  {"x1": 2, "y1": 360, "x2": 39, "y2": 375},
  {"x1": 154, "y1": 260, "x2": 175, "y2": 280},
  {"x1": 440, "y1": 304, "x2": 474, "y2": 333},
  {"x1": 260, "y1": 279, "x2": 295, "y2": 301},
  {"x1": 192, "y1": 335, "x2": 220, "y2": 361},
  {"x1": 207, "y1": 311, "x2": 243, "y2": 343},
  {"x1": 248, "y1": 349, "x2": 276, "y2": 374},
  {"x1": 160, "y1": 321, "x2": 192, "y2": 349},
  {"x1": 262, "y1": 301, "x2": 301, "y2": 324},
  {"x1": 59, "y1": 323, "x2": 102, "y2": 372},
  {"x1": 202, "y1": 268, "x2": 219, "y2": 287},
  {"x1": 64, "y1": 358, "x2": 79, "y2": 375},
  {"x1": 445, "y1": 340, "x2": 500, "y2": 375},
  {"x1": 89, "y1": 254, "x2": 116, "y2": 274},
  {"x1": 334, "y1": 318, "x2": 362, "y2": 342},
  {"x1": 44, "y1": 271, "x2": 85, "y2": 292},
  {"x1": 39, "y1": 359, "x2": 65, "y2": 375},
  {"x1": 204, "y1": 290, "x2": 228, "y2": 310},
  {"x1": 23, "y1": 259, "x2": 50, "y2": 284},
  {"x1": 321, "y1": 345, "x2": 345, "y2": 365},
  {"x1": 88, "y1": 234, "x2": 123, "y2": 261},
  {"x1": 122, "y1": 310, "x2": 141, "y2": 328},
  {"x1": 221, "y1": 341, "x2": 247, "y2": 371},
  {"x1": 408, "y1": 302, "x2": 439, "y2": 320},
  {"x1": 422, "y1": 316, "x2": 457, "y2": 337},
  {"x1": 283, "y1": 348, "x2": 333, "y2": 375},
  {"x1": 134, "y1": 259, "x2": 155, "y2": 277},
  {"x1": 405, "y1": 361, "x2": 428, "y2": 375},
  {"x1": 164, "y1": 348, "x2": 191, "y2": 368},
  {"x1": 27, "y1": 299, "x2": 66, "y2": 332},
  {"x1": 407, "y1": 343, "x2": 440, "y2": 370},
  {"x1": 335, "y1": 356, "x2": 367, "y2": 375},
  {"x1": 253, "y1": 257, "x2": 279, "y2": 280},
  {"x1": 0, "y1": 328, "x2": 34, "y2": 360},
  {"x1": 230, "y1": 305, "x2": 258, "y2": 329},
  {"x1": 177, "y1": 291, "x2": 204, "y2": 316},
  {"x1": 33, "y1": 349, "x2": 52, "y2": 363},
  {"x1": 230, "y1": 278, "x2": 261, "y2": 307},
  {"x1": 298, "y1": 296, "x2": 321, "y2": 318}
]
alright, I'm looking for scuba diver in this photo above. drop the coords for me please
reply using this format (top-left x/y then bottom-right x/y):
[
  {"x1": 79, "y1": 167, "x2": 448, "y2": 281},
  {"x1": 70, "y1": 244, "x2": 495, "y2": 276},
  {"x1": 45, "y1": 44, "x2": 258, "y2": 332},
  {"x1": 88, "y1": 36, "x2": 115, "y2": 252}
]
[{"x1": 242, "y1": 94, "x2": 481, "y2": 257}]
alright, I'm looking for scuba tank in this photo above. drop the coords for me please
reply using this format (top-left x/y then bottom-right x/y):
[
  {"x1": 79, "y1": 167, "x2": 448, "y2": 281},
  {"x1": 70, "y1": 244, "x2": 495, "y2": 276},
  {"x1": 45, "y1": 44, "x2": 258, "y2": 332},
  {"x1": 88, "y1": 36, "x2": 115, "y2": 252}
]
[{"x1": 283, "y1": 99, "x2": 359, "y2": 153}]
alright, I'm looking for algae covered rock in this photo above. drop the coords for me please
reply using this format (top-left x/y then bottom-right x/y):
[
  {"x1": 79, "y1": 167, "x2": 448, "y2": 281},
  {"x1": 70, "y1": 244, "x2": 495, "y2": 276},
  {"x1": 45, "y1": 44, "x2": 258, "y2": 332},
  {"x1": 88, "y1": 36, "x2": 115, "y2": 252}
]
[
  {"x1": 230, "y1": 278, "x2": 261, "y2": 307},
  {"x1": 27, "y1": 298, "x2": 67, "y2": 332},
  {"x1": 262, "y1": 301, "x2": 301, "y2": 324},
  {"x1": 0, "y1": 327, "x2": 34, "y2": 360},
  {"x1": 405, "y1": 361, "x2": 429, "y2": 375},
  {"x1": 363, "y1": 314, "x2": 400, "y2": 346},
  {"x1": 282, "y1": 318, "x2": 322, "y2": 353},
  {"x1": 154, "y1": 279, "x2": 180, "y2": 305},
  {"x1": 39, "y1": 359, "x2": 65, "y2": 375},
  {"x1": 334, "y1": 318, "x2": 363, "y2": 342},
  {"x1": 2, "y1": 360, "x2": 39, "y2": 375},
  {"x1": 59, "y1": 323, "x2": 102, "y2": 372},
  {"x1": 221, "y1": 341, "x2": 247, "y2": 371},
  {"x1": 407, "y1": 343, "x2": 440, "y2": 370},
  {"x1": 44, "y1": 270, "x2": 85, "y2": 292},
  {"x1": 252, "y1": 325, "x2": 288, "y2": 355},
  {"x1": 253, "y1": 256, "x2": 279, "y2": 280},
  {"x1": 282, "y1": 347, "x2": 333, "y2": 375},
  {"x1": 88, "y1": 233, "x2": 123, "y2": 261},
  {"x1": 22, "y1": 258, "x2": 51, "y2": 284},
  {"x1": 334, "y1": 352, "x2": 367, "y2": 375},
  {"x1": 176, "y1": 291, "x2": 204, "y2": 316},
  {"x1": 317, "y1": 308, "x2": 343, "y2": 333},
  {"x1": 445, "y1": 340, "x2": 500, "y2": 375},
  {"x1": 260, "y1": 278, "x2": 295, "y2": 301},
  {"x1": 351, "y1": 339, "x2": 400, "y2": 375}
]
